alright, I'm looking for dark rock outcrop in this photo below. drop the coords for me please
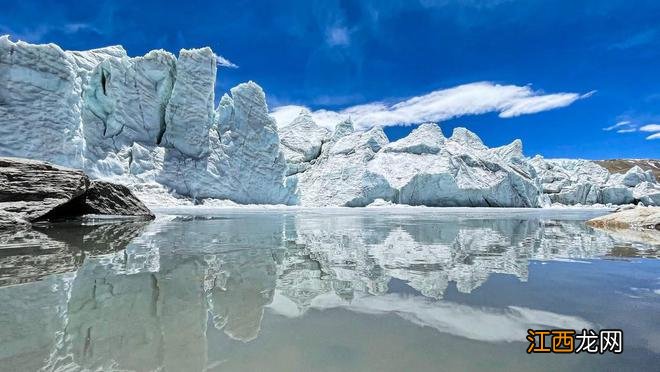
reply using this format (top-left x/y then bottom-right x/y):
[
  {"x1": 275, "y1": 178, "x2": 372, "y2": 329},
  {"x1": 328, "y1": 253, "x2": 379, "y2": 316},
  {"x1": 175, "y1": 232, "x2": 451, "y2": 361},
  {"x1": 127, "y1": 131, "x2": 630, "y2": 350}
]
[
  {"x1": 0, "y1": 157, "x2": 154, "y2": 226},
  {"x1": 0, "y1": 158, "x2": 89, "y2": 220},
  {"x1": 84, "y1": 181, "x2": 154, "y2": 216},
  {"x1": 0, "y1": 211, "x2": 30, "y2": 229}
]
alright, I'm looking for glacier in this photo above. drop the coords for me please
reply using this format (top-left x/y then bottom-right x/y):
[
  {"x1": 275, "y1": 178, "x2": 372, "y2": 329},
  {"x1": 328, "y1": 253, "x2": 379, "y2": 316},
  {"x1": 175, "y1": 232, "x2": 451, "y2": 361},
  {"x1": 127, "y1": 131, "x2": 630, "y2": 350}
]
[{"x1": 0, "y1": 36, "x2": 658, "y2": 207}]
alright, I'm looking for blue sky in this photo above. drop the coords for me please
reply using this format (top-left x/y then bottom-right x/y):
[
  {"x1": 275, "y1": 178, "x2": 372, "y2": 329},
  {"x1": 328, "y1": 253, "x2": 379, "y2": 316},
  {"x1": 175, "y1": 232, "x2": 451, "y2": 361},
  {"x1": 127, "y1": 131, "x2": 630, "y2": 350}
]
[{"x1": 2, "y1": 0, "x2": 659, "y2": 159}]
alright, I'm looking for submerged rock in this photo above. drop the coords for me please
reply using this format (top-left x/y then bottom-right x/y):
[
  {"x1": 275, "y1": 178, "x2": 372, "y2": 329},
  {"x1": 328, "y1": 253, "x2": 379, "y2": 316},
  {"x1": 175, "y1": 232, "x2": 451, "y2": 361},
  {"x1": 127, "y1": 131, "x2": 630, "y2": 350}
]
[{"x1": 0, "y1": 157, "x2": 154, "y2": 225}]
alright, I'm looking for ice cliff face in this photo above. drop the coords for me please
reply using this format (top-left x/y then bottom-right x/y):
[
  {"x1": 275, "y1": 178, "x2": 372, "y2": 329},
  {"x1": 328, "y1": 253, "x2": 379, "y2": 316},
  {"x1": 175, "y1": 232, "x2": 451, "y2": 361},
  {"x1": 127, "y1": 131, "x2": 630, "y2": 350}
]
[
  {"x1": 281, "y1": 114, "x2": 658, "y2": 207},
  {"x1": 0, "y1": 37, "x2": 293, "y2": 204},
  {"x1": 530, "y1": 157, "x2": 658, "y2": 206},
  {"x1": 283, "y1": 121, "x2": 540, "y2": 207},
  {"x1": 1, "y1": 36, "x2": 658, "y2": 207},
  {"x1": 372, "y1": 125, "x2": 541, "y2": 207},
  {"x1": 163, "y1": 48, "x2": 216, "y2": 158}
]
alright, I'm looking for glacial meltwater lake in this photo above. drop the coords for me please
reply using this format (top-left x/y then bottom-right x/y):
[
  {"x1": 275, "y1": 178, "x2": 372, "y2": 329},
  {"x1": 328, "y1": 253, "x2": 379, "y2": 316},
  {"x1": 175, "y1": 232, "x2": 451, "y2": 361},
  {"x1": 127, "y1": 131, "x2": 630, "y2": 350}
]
[{"x1": 1, "y1": 208, "x2": 659, "y2": 371}]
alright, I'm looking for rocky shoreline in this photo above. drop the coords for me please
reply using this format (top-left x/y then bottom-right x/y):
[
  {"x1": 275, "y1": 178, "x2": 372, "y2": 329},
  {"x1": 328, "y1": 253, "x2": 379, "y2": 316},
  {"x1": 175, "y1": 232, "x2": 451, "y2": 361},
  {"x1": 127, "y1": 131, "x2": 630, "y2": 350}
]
[
  {"x1": 587, "y1": 206, "x2": 660, "y2": 231},
  {"x1": 0, "y1": 157, "x2": 154, "y2": 228}
]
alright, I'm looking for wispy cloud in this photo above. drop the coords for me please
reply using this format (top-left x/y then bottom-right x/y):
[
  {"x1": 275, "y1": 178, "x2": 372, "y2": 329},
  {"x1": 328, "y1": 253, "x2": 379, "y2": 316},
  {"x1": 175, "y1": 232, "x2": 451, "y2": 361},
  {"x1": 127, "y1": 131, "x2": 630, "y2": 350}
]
[
  {"x1": 271, "y1": 82, "x2": 592, "y2": 130},
  {"x1": 639, "y1": 124, "x2": 660, "y2": 140},
  {"x1": 215, "y1": 53, "x2": 238, "y2": 68},
  {"x1": 62, "y1": 23, "x2": 100, "y2": 35},
  {"x1": 639, "y1": 124, "x2": 660, "y2": 132},
  {"x1": 609, "y1": 29, "x2": 657, "y2": 50},
  {"x1": 603, "y1": 120, "x2": 642, "y2": 134},
  {"x1": 0, "y1": 23, "x2": 101, "y2": 43},
  {"x1": 604, "y1": 120, "x2": 660, "y2": 140},
  {"x1": 326, "y1": 26, "x2": 350, "y2": 47},
  {"x1": 603, "y1": 120, "x2": 632, "y2": 131}
]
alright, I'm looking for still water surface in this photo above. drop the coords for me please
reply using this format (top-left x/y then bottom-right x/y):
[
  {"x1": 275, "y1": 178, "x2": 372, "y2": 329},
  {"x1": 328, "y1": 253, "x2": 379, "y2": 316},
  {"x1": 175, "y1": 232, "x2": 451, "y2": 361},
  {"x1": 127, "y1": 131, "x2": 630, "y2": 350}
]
[{"x1": 0, "y1": 208, "x2": 659, "y2": 371}]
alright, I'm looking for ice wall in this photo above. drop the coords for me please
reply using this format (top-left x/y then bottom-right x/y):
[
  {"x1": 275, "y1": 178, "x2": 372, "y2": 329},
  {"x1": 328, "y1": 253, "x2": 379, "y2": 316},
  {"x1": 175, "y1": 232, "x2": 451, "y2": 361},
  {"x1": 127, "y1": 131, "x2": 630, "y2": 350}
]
[{"x1": 1, "y1": 36, "x2": 658, "y2": 207}]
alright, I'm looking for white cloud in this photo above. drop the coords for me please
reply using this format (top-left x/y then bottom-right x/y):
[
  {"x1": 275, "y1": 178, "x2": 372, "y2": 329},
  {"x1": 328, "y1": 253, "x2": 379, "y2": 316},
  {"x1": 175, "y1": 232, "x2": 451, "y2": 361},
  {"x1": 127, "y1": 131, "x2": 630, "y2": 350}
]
[
  {"x1": 498, "y1": 90, "x2": 594, "y2": 118},
  {"x1": 271, "y1": 82, "x2": 591, "y2": 130},
  {"x1": 639, "y1": 124, "x2": 660, "y2": 140},
  {"x1": 215, "y1": 53, "x2": 238, "y2": 68},
  {"x1": 639, "y1": 124, "x2": 660, "y2": 132},
  {"x1": 63, "y1": 23, "x2": 100, "y2": 34},
  {"x1": 603, "y1": 120, "x2": 632, "y2": 131},
  {"x1": 1, "y1": 23, "x2": 100, "y2": 43},
  {"x1": 609, "y1": 29, "x2": 658, "y2": 50},
  {"x1": 326, "y1": 26, "x2": 350, "y2": 46},
  {"x1": 269, "y1": 105, "x2": 311, "y2": 128},
  {"x1": 603, "y1": 121, "x2": 660, "y2": 140}
]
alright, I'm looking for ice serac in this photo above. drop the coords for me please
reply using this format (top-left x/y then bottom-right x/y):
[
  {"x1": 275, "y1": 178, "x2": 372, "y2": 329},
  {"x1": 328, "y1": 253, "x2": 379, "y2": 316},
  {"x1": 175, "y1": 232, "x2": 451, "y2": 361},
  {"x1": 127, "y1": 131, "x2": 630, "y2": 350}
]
[
  {"x1": 490, "y1": 139, "x2": 523, "y2": 160},
  {"x1": 163, "y1": 47, "x2": 216, "y2": 158},
  {"x1": 528, "y1": 157, "x2": 657, "y2": 205},
  {"x1": 0, "y1": 37, "x2": 86, "y2": 168},
  {"x1": 332, "y1": 118, "x2": 355, "y2": 140},
  {"x1": 450, "y1": 127, "x2": 488, "y2": 150},
  {"x1": 66, "y1": 45, "x2": 127, "y2": 76},
  {"x1": 278, "y1": 113, "x2": 658, "y2": 207},
  {"x1": 292, "y1": 122, "x2": 395, "y2": 207},
  {"x1": 210, "y1": 81, "x2": 293, "y2": 204},
  {"x1": 82, "y1": 49, "x2": 176, "y2": 164},
  {"x1": 369, "y1": 125, "x2": 541, "y2": 207},
  {"x1": 633, "y1": 182, "x2": 660, "y2": 206},
  {"x1": 0, "y1": 38, "x2": 295, "y2": 205},
  {"x1": 381, "y1": 122, "x2": 445, "y2": 155},
  {"x1": 279, "y1": 112, "x2": 330, "y2": 176},
  {"x1": 618, "y1": 166, "x2": 656, "y2": 187},
  {"x1": 150, "y1": 82, "x2": 293, "y2": 204}
]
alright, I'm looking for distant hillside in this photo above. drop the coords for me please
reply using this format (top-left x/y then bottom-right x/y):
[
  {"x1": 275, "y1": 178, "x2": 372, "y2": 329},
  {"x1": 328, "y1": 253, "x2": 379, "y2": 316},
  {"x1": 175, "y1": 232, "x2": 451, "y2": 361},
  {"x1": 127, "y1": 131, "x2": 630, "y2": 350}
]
[{"x1": 595, "y1": 159, "x2": 660, "y2": 179}]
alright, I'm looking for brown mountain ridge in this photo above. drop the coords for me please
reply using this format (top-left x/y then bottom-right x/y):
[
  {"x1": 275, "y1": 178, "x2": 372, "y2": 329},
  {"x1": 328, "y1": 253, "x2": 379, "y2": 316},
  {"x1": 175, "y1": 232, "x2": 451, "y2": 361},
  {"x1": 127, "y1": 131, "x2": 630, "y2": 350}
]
[{"x1": 595, "y1": 159, "x2": 660, "y2": 179}]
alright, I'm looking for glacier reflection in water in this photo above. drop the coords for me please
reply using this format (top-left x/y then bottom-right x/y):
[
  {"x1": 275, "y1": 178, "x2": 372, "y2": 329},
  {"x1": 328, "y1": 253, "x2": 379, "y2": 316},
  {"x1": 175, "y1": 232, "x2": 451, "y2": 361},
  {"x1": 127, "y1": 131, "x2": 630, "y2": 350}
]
[{"x1": 0, "y1": 208, "x2": 659, "y2": 371}]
